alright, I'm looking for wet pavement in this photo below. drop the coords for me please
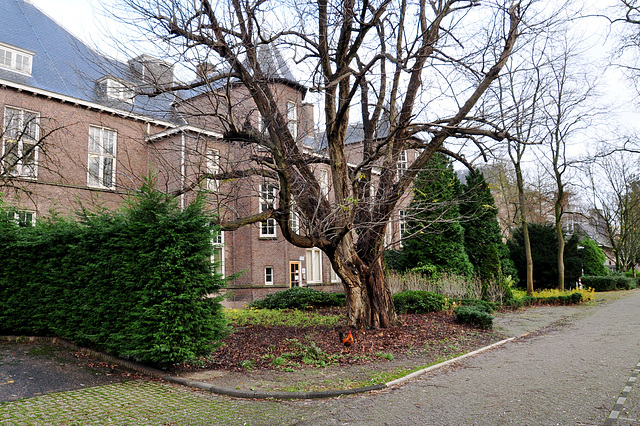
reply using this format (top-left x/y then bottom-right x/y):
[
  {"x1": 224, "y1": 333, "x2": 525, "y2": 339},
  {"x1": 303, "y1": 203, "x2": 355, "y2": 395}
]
[{"x1": 0, "y1": 341, "x2": 133, "y2": 403}]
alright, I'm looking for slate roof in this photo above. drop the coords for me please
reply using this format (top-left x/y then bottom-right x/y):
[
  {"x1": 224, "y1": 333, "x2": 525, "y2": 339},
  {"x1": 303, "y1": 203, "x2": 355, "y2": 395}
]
[
  {"x1": 175, "y1": 44, "x2": 306, "y2": 103},
  {"x1": 0, "y1": 0, "x2": 176, "y2": 122}
]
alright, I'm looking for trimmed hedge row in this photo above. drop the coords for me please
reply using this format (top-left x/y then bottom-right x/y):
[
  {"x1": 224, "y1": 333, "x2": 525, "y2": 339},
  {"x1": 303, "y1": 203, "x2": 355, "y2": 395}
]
[
  {"x1": 507, "y1": 292, "x2": 583, "y2": 308},
  {"x1": 0, "y1": 184, "x2": 228, "y2": 367},
  {"x1": 248, "y1": 287, "x2": 345, "y2": 309},
  {"x1": 393, "y1": 290, "x2": 446, "y2": 314},
  {"x1": 581, "y1": 275, "x2": 638, "y2": 292}
]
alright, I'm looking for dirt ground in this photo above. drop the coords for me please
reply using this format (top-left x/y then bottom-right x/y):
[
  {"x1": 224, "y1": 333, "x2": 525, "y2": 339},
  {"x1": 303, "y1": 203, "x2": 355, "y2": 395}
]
[{"x1": 172, "y1": 309, "x2": 505, "y2": 392}]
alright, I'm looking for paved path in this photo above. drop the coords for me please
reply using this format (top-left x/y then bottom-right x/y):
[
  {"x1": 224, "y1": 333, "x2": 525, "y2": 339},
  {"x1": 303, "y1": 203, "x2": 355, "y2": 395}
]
[{"x1": 1, "y1": 291, "x2": 640, "y2": 424}]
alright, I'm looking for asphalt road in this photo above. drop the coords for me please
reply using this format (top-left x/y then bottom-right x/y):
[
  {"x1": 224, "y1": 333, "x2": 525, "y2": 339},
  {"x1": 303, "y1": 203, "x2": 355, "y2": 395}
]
[{"x1": 0, "y1": 342, "x2": 131, "y2": 402}]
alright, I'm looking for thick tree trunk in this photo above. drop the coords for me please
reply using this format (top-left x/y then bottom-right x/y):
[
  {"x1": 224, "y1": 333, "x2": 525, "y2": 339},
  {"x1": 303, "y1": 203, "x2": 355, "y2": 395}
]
[{"x1": 335, "y1": 241, "x2": 398, "y2": 329}]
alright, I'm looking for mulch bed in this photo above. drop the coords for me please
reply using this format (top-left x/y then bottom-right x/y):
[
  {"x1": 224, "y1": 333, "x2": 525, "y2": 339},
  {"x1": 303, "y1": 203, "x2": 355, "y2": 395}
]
[{"x1": 174, "y1": 308, "x2": 502, "y2": 373}]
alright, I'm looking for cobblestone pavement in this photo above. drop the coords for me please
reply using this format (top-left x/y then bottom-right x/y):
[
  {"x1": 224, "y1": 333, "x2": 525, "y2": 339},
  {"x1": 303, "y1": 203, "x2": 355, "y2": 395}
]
[{"x1": 2, "y1": 291, "x2": 640, "y2": 425}]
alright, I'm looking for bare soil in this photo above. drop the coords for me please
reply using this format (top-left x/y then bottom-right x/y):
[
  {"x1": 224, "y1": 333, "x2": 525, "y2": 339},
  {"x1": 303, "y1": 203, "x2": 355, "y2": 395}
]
[{"x1": 172, "y1": 308, "x2": 506, "y2": 392}]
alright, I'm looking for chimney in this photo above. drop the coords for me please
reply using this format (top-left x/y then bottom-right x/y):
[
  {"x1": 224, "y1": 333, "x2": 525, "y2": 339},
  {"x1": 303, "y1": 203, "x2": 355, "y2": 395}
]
[
  {"x1": 300, "y1": 103, "x2": 315, "y2": 138},
  {"x1": 129, "y1": 55, "x2": 174, "y2": 89}
]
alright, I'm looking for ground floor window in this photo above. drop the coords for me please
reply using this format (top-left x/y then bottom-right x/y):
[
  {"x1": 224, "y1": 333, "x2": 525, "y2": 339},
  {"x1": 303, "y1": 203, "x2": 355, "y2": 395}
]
[
  {"x1": 306, "y1": 248, "x2": 322, "y2": 283},
  {"x1": 265, "y1": 266, "x2": 274, "y2": 285},
  {"x1": 212, "y1": 230, "x2": 225, "y2": 277}
]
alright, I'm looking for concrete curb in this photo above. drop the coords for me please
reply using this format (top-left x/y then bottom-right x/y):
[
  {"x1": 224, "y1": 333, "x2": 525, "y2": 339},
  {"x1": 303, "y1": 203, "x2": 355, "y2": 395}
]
[
  {"x1": 384, "y1": 336, "x2": 517, "y2": 388},
  {"x1": 1, "y1": 334, "x2": 519, "y2": 400}
]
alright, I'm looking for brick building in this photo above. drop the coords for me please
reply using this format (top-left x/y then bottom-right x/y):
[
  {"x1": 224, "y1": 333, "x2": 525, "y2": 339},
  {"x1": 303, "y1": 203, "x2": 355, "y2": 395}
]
[{"x1": 2, "y1": 0, "x2": 415, "y2": 305}]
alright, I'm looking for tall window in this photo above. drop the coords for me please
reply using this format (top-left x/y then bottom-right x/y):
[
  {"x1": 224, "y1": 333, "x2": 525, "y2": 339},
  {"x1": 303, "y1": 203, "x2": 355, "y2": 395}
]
[
  {"x1": 320, "y1": 169, "x2": 329, "y2": 198},
  {"x1": 0, "y1": 43, "x2": 33, "y2": 75},
  {"x1": 398, "y1": 210, "x2": 407, "y2": 248},
  {"x1": 287, "y1": 101, "x2": 297, "y2": 138},
  {"x1": 206, "y1": 148, "x2": 220, "y2": 191},
  {"x1": 397, "y1": 150, "x2": 408, "y2": 178},
  {"x1": 306, "y1": 248, "x2": 322, "y2": 283},
  {"x1": 212, "y1": 230, "x2": 225, "y2": 277},
  {"x1": 88, "y1": 126, "x2": 116, "y2": 189},
  {"x1": 259, "y1": 183, "x2": 277, "y2": 237},
  {"x1": 289, "y1": 198, "x2": 300, "y2": 233},
  {"x1": 3, "y1": 107, "x2": 39, "y2": 178},
  {"x1": 265, "y1": 266, "x2": 274, "y2": 285},
  {"x1": 331, "y1": 267, "x2": 341, "y2": 283}
]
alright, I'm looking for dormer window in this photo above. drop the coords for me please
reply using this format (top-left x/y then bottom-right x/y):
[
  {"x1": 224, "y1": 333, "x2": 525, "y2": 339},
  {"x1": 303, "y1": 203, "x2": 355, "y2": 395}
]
[
  {"x1": 98, "y1": 77, "x2": 135, "y2": 103},
  {"x1": 0, "y1": 42, "x2": 34, "y2": 76}
]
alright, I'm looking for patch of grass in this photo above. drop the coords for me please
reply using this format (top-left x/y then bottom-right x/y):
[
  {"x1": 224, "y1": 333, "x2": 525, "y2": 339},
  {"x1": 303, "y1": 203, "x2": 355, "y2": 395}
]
[
  {"x1": 224, "y1": 308, "x2": 344, "y2": 327},
  {"x1": 268, "y1": 338, "x2": 342, "y2": 369},
  {"x1": 238, "y1": 360, "x2": 254, "y2": 370},
  {"x1": 376, "y1": 352, "x2": 394, "y2": 361},
  {"x1": 27, "y1": 346, "x2": 56, "y2": 356}
]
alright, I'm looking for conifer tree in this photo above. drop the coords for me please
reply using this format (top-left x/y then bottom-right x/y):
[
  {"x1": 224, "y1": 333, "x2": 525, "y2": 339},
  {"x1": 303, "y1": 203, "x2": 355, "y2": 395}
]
[
  {"x1": 460, "y1": 172, "x2": 504, "y2": 283},
  {"x1": 397, "y1": 153, "x2": 474, "y2": 276}
]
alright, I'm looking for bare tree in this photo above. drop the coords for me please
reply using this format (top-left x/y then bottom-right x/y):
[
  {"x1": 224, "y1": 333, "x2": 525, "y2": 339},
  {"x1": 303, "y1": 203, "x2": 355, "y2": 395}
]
[
  {"x1": 111, "y1": 0, "x2": 525, "y2": 328},
  {"x1": 538, "y1": 33, "x2": 598, "y2": 291},
  {"x1": 585, "y1": 150, "x2": 640, "y2": 273}
]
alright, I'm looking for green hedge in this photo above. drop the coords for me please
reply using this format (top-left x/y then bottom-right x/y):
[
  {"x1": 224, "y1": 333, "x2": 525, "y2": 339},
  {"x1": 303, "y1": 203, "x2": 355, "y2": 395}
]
[
  {"x1": 581, "y1": 275, "x2": 638, "y2": 292},
  {"x1": 507, "y1": 292, "x2": 582, "y2": 308},
  {"x1": 248, "y1": 287, "x2": 345, "y2": 309},
  {"x1": 0, "y1": 183, "x2": 228, "y2": 367},
  {"x1": 393, "y1": 290, "x2": 446, "y2": 314},
  {"x1": 454, "y1": 305, "x2": 493, "y2": 329}
]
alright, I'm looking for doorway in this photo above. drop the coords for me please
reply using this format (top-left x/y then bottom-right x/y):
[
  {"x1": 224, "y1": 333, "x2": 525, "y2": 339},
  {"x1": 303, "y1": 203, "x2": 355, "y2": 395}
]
[{"x1": 289, "y1": 261, "x2": 301, "y2": 287}]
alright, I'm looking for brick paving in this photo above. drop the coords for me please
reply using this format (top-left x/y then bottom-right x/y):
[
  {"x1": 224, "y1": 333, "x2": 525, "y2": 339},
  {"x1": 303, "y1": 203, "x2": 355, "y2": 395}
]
[{"x1": 0, "y1": 380, "x2": 312, "y2": 425}]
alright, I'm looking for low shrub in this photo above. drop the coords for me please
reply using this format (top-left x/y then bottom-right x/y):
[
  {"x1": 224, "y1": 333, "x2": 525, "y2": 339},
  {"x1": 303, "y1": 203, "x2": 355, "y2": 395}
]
[
  {"x1": 248, "y1": 287, "x2": 345, "y2": 310},
  {"x1": 582, "y1": 275, "x2": 637, "y2": 292},
  {"x1": 506, "y1": 291, "x2": 583, "y2": 308},
  {"x1": 454, "y1": 305, "x2": 493, "y2": 329},
  {"x1": 454, "y1": 299, "x2": 496, "y2": 313},
  {"x1": 393, "y1": 291, "x2": 446, "y2": 314}
]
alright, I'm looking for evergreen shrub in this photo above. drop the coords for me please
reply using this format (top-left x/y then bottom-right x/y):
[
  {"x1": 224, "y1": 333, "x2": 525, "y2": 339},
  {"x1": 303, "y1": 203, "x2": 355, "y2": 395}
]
[
  {"x1": 454, "y1": 305, "x2": 493, "y2": 329},
  {"x1": 582, "y1": 275, "x2": 637, "y2": 292},
  {"x1": 393, "y1": 290, "x2": 446, "y2": 314},
  {"x1": 0, "y1": 183, "x2": 228, "y2": 366},
  {"x1": 248, "y1": 287, "x2": 345, "y2": 310}
]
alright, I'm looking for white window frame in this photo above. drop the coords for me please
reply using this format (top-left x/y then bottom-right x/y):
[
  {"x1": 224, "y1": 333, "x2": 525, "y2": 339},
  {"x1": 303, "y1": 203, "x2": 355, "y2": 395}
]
[
  {"x1": 98, "y1": 77, "x2": 135, "y2": 103},
  {"x1": 0, "y1": 42, "x2": 33, "y2": 75},
  {"x1": 306, "y1": 248, "x2": 323, "y2": 284},
  {"x1": 7, "y1": 209, "x2": 36, "y2": 227},
  {"x1": 3, "y1": 107, "x2": 39, "y2": 178},
  {"x1": 287, "y1": 101, "x2": 297, "y2": 138},
  {"x1": 206, "y1": 148, "x2": 220, "y2": 191},
  {"x1": 212, "y1": 230, "x2": 225, "y2": 277},
  {"x1": 265, "y1": 266, "x2": 274, "y2": 285},
  {"x1": 397, "y1": 150, "x2": 408, "y2": 178},
  {"x1": 259, "y1": 183, "x2": 277, "y2": 237},
  {"x1": 88, "y1": 126, "x2": 117, "y2": 189},
  {"x1": 330, "y1": 267, "x2": 341, "y2": 283},
  {"x1": 398, "y1": 210, "x2": 407, "y2": 248},
  {"x1": 320, "y1": 169, "x2": 329, "y2": 199}
]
